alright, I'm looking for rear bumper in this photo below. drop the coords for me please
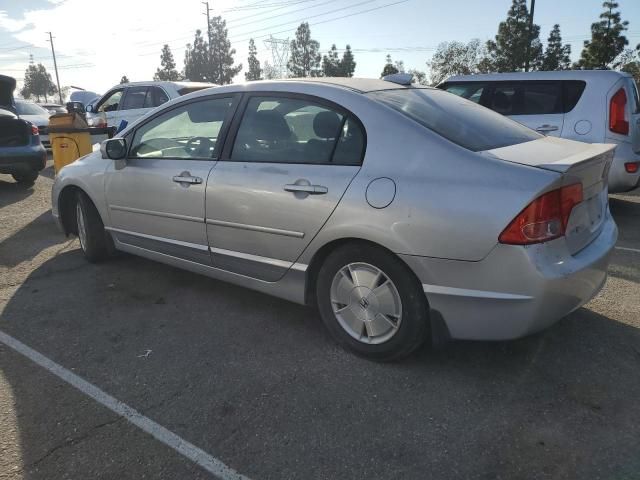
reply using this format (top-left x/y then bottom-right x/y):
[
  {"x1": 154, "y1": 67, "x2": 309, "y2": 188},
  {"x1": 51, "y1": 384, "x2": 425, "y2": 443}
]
[
  {"x1": 400, "y1": 215, "x2": 618, "y2": 341},
  {"x1": 0, "y1": 142, "x2": 47, "y2": 174},
  {"x1": 608, "y1": 141, "x2": 640, "y2": 193}
]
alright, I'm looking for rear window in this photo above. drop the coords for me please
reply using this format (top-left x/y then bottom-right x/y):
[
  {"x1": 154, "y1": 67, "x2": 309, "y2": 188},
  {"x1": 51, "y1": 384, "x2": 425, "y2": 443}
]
[
  {"x1": 178, "y1": 86, "x2": 212, "y2": 96},
  {"x1": 369, "y1": 88, "x2": 540, "y2": 152}
]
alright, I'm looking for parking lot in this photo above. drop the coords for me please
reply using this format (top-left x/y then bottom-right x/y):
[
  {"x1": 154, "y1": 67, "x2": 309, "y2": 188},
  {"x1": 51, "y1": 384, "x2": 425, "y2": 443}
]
[{"x1": 1, "y1": 159, "x2": 639, "y2": 480}]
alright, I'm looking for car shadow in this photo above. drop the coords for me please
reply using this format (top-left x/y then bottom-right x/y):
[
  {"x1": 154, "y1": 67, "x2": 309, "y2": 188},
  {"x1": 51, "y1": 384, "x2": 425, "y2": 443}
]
[
  {"x1": 609, "y1": 196, "x2": 640, "y2": 284},
  {"x1": 1, "y1": 250, "x2": 639, "y2": 478},
  {"x1": 38, "y1": 164, "x2": 55, "y2": 180},
  {"x1": 0, "y1": 176, "x2": 34, "y2": 209},
  {"x1": 0, "y1": 210, "x2": 67, "y2": 268}
]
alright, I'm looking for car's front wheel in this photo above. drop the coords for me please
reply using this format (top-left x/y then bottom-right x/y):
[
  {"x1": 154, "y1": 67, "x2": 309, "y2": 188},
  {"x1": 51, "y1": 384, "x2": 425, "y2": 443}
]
[
  {"x1": 316, "y1": 243, "x2": 429, "y2": 361},
  {"x1": 76, "y1": 191, "x2": 114, "y2": 263},
  {"x1": 12, "y1": 170, "x2": 38, "y2": 185}
]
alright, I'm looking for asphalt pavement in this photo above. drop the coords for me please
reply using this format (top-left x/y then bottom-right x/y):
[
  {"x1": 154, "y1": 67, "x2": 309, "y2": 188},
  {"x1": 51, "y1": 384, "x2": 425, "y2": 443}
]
[{"x1": 1, "y1": 161, "x2": 639, "y2": 480}]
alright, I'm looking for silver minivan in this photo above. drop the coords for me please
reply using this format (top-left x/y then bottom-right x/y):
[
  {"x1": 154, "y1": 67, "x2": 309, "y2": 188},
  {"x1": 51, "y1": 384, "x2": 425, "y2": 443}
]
[{"x1": 439, "y1": 70, "x2": 640, "y2": 193}]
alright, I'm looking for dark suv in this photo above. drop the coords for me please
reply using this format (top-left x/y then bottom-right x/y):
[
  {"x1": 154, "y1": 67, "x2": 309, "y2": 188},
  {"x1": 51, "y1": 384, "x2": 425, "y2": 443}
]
[{"x1": 0, "y1": 75, "x2": 47, "y2": 185}]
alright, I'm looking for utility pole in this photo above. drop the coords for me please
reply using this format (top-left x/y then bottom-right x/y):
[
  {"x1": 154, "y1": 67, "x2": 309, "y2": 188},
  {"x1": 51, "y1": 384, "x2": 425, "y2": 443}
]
[
  {"x1": 46, "y1": 31, "x2": 63, "y2": 104},
  {"x1": 202, "y1": 1, "x2": 213, "y2": 81},
  {"x1": 524, "y1": 0, "x2": 536, "y2": 72}
]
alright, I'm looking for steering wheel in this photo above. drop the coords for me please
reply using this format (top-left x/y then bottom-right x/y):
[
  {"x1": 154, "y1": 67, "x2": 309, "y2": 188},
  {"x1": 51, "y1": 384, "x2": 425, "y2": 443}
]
[{"x1": 185, "y1": 136, "x2": 215, "y2": 157}]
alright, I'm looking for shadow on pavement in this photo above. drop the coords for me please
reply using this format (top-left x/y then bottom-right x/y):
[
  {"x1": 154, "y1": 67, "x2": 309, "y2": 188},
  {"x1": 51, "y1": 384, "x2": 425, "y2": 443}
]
[
  {"x1": 1, "y1": 250, "x2": 639, "y2": 479},
  {"x1": 0, "y1": 178, "x2": 34, "y2": 209},
  {"x1": 0, "y1": 210, "x2": 65, "y2": 268}
]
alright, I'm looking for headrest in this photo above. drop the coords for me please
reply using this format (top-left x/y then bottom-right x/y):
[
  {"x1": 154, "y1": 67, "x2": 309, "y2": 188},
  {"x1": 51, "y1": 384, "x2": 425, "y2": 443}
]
[
  {"x1": 313, "y1": 111, "x2": 342, "y2": 139},
  {"x1": 250, "y1": 110, "x2": 291, "y2": 141}
]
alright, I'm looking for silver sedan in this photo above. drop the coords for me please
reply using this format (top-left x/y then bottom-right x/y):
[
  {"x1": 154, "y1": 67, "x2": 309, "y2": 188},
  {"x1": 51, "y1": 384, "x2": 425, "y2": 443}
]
[{"x1": 52, "y1": 77, "x2": 618, "y2": 361}]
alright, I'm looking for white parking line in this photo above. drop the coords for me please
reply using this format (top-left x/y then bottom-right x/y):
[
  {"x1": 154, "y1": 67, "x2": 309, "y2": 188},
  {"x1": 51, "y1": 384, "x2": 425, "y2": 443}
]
[
  {"x1": 0, "y1": 330, "x2": 250, "y2": 480},
  {"x1": 615, "y1": 246, "x2": 640, "y2": 254}
]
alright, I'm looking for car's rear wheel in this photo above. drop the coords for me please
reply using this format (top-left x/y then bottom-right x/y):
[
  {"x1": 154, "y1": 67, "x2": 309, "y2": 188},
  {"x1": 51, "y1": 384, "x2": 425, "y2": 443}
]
[
  {"x1": 76, "y1": 191, "x2": 114, "y2": 263},
  {"x1": 316, "y1": 243, "x2": 429, "y2": 361},
  {"x1": 12, "y1": 170, "x2": 38, "y2": 185}
]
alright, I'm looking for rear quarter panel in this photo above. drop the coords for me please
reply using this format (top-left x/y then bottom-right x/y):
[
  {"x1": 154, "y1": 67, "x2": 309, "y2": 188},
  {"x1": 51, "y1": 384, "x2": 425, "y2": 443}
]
[{"x1": 299, "y1": 108, "x2": 560, "y2": 264}]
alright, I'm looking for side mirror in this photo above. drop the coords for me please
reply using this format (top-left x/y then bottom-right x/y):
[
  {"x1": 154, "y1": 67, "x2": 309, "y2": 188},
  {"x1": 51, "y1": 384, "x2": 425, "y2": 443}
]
[
  {"x1": 101, "y1": 138, "x2": 127, "y2": 160},
  {"x1": 85, "y1": 104, "x2": 94, "y2": 113}
]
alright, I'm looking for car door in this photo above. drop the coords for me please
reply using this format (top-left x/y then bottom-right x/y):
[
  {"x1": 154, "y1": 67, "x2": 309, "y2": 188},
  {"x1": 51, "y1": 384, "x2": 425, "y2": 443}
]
[
  {"x1": 489, "y1": 81, "x2": 564, "y2": 137},
  {"x1": 117, "y1": 85, "x2": 149, "y2": 128},
  {"x1": 205, "y1": 93, "x2": 366, "y2": 281},
  {"x1": 95, "y1": 88, "x2": 124, "y2": 128},
  {"x1": 104, "y1": 95, "x2": 238, "y2": 264}
]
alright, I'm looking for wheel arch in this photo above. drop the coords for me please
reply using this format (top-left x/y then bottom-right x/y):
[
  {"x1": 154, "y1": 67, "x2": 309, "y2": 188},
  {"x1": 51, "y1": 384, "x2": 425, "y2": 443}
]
[
  {"x1": 57, "y1": 184, "x2": 104, "y2": 236},
  {"x1": 303, "y1": 237, "x2": 422, "y2": 306}
]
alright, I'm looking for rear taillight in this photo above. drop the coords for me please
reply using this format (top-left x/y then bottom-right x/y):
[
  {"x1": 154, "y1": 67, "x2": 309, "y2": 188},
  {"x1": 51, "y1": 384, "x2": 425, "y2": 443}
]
[
  {"x1": 499, "y1": 184, "x2": 583, "y2": 245},
  {"x1": 625, "y1": 162, "x2": 639, "y2": 174},
  {"x1": 31, "y1": 124, "x2": 39, "y2": 136},
  {"x1": 609, "y1": 88, "x2": 629, "y2": 135}
]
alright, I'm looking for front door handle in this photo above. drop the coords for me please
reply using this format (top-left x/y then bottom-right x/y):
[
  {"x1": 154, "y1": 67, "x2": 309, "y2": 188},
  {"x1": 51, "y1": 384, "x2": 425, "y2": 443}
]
[
  {"x1": 173, "y1": 171, "x2": 203, "y2": 185},
  {"x1": 284, "y1": 184, "x2": 328, "y2": 195},
  {"x1": 535, "y1": 124, "x2": 559, "y2": 134}
]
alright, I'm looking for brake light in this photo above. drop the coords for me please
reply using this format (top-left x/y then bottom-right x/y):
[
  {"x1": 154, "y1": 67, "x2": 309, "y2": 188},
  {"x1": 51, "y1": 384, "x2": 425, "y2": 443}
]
[
  {"x1": 625, "y1": 162, "x2": 639, "y2": 174},
  {"x1": 609, "y1": 88, "x2": 629, "y2": 135},
  {"x1": 31, "y1": 124, "x2": 39, "y2": 136},
  {"x1": 499, "y1": 184, "x2": 583, "y2": 245}
]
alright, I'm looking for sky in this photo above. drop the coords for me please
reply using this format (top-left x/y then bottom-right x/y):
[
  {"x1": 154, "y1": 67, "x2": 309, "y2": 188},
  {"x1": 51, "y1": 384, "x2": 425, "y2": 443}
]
[{"x1": 0, "y1": 0, "x2": 639, "y2": 97}]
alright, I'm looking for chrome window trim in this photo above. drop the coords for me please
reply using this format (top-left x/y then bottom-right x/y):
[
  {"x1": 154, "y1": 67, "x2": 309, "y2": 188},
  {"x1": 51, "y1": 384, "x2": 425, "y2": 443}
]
[{"x1": 205, "y1": 218, "x2": 304, "y2": 238}]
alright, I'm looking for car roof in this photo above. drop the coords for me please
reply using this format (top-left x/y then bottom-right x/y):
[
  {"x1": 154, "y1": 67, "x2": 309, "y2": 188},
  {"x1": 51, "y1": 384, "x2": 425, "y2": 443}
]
[
  {"x1": 444, "y1": 70, "x2": 631, "y2": 84},
  {"x1": 109, "y1": 80, "x2": 216, "y2": 90}
]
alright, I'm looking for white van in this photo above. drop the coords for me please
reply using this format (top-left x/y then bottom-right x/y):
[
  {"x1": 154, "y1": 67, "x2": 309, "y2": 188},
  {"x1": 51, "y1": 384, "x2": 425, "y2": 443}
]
[
  {"x1": 439, "y1": 70, "x2": 640, "y2": 193},
  {"x1": 85, "y1": 81, "x2": 215, "y2": 131}
]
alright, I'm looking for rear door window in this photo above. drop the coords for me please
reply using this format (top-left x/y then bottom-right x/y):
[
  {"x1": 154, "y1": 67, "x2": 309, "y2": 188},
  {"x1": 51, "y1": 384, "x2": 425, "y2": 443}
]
[
  {"x1": 490, "y1": 85, "x2": 518, "y2": 115},
  {"x1": 145, "y1": 86, "x2": 170, "y2": 108},
  {"x1": 369, "y1": 88, "x2": 540, "y2": 152},
  {"x1": 121, "y1": 86, "x2": 148, "y2": 110},
  {"x1": 521, "y1": 82, "x2": 562, "y2": 114},
  {"x1": 563, "y1": 81, "x2": 586, "y2": 113}
]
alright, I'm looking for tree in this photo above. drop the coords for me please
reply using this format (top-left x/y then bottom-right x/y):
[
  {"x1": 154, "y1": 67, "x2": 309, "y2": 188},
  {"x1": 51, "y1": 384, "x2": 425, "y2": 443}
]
[
  {"x1": 262, "y1": 60, "x2": 280, "y2": 80},
  {"x1": 184, "y1": 30, "x2": 209, "y2": 81},
  {"x1": 340, "y1": 45, "x2": 356, "y2": 77},
  {"x1": 20, "y1": 63, "x2": 57, "y2": 102},
  {"x1": 120, "y1": 75, "x2": 129, "y2": 84},
  {"x1": 288, "y1": 22, "x2": 321, "y2": 77},
  {"x1": 245, "y1": 38, "x2": 262, "y2": 81},
  {"x1": 540, "y1": 24, "x2": 571, "y2": 71},
  {"x1": 576, "y1": 1, "x2": 629, "y2": 69},
  {"x1": 484, "y1": 0, "x2": 543, "y2": 72},
  {"x1": 322, "y1": 44, "x2": 341, "y2": 76},
  {"x1": 381, "y1": 54, "x2": 399, "y2": 77},
  {"x1": 428, "y1": 39, "x2": 487, "y2": 85},
  {"x1": 619, "y1": 44, "x2": 640, "y2": 83},
  {"x1": 154, "y1": 44, "x2": 181, "y2": 81},
  {"x1": 208, "y1": 16, "x2": 242, "y2": 84},
  {"x1": 408, "y1": 69, "x2": 428, "y2": 85}
]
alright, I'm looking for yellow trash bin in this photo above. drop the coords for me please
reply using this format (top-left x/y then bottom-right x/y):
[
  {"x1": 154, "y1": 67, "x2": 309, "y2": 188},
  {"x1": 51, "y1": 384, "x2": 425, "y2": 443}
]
[{"x1": 48, "y1": 112, "x2": 93, "y2": 173}]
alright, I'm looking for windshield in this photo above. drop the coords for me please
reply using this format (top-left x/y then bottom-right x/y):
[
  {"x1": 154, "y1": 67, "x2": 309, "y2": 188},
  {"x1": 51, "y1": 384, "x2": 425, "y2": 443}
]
[
  {"x1": 368, "y1": 88, "x2": 541, "y2": 152},
  {"x1": 15, "y1": 101, "x2": 49, "y2": 116}
]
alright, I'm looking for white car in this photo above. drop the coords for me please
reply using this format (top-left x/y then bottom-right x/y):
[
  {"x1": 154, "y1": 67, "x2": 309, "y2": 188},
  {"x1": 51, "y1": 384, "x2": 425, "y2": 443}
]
[
  {"x1": 15, "y1": 99, "x2": 51, "y2": 149},
  {"x1": 439, "y1": 70, "x2": 640, "y2": 193},
  {"x1": 85, "y1": 81, "x2": 215, "y2": 131}
]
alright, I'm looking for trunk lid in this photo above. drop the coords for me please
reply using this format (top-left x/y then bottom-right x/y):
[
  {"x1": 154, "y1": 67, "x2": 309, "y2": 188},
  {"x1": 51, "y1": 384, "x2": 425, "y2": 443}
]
[
  {"x1": 0, "y1": 74, "x2": 16, "y2": 110},
  {"x1": 628, "y1": 78, "x2": 640, "y2": 154},
  {"x1": 484, "y1": 137, "x2": 615, "y2": 254}
]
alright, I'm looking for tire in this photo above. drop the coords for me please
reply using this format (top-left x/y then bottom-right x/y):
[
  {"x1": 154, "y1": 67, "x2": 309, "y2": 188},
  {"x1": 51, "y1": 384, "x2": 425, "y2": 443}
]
[
  {"x1": 316, "y1": 243, "x2": 429, "y2": 361},
  {"x1": 12, "y1": 170, "x2": 38, "y2": 185},
  {"x1": 75, "y1": 191, "x2": 114, "y2": 263}
]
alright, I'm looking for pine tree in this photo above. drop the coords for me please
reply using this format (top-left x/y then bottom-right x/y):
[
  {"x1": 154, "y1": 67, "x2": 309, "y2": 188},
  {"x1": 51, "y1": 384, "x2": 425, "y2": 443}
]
[
  {"x1": 381, "y1": 54, "x2": 399, "y2": 77},
  {"x1": 485, "y1": 0, "x2": 543, "y2": 72},
  {"x1": 245, "y1": 38, "x2": 262, "y2": 81},
  {"x1": 119, "y1": 75, "x2": 129, "y2": 84},
  {"x1": 322, "y1": 44, "x2": 341, "y2": 76},
  {"x1": 340, "y1": 45, "x2": 356, "y2": 77},
  {"x1": 20, "y1": 63, "x2": 57, "y2": 102},
  {"x1": 541, "y1": 24, "x2": 572, "y2": 71},
  {"x1": 576, "y1": 1, "x2": 629, "y2": 69},
  {"x1": 287, "y1": 22, "x2": 321, "y2": 78},
  {"x1": 184, "y1": 30, "x2": 209, "y2": 81},
  {"x1": 154, "y1": 44, "x2": 181, "y2": 81},
  {"x1": 208, "y1": 16, "x2": 242, "y2": 84}
]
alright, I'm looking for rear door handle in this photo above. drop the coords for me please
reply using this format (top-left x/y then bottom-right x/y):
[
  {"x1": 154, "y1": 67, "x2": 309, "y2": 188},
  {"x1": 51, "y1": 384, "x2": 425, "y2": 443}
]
[
  {"x1": 173, "y1": 172, "x2": 203, "y2": 185},
  {"x1": 535, "y1": 125, "x2": 559, "y2": 134},
  {"x1": 284, "y1": 184, "x2": 328, "y2": 194}
]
